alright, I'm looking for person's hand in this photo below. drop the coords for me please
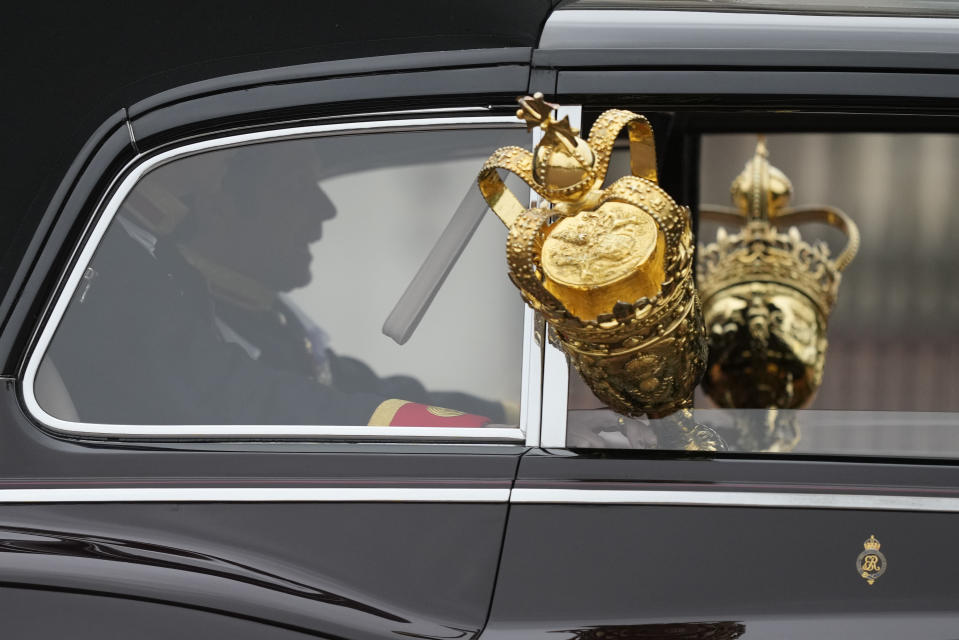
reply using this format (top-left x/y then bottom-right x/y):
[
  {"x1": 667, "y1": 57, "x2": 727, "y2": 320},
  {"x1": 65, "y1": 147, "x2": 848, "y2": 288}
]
[{"x1": 567, "y1": 409, "x2": 658, "y2": 449}]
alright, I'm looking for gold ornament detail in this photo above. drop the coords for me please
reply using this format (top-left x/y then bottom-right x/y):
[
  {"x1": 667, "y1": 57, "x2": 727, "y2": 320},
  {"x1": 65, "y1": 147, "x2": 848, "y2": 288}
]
[
  {"x1": 479, "y1": 95, "x2": 716, "y2": 449},
  {"x1": 856, "y1": 534, "x2": 887, "y2": 585},
  {"x1": 698, "y1": 138, "x2": 859, "y2": 449},
  {"x1": 426, "y1": 406, "x2": 465, "y2": 418}
]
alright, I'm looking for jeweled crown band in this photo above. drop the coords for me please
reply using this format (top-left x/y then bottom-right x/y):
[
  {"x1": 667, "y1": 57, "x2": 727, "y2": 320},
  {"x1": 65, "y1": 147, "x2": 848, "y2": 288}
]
[{"x1": 699, "y1": 204, "x2": 860, "y2": 273}]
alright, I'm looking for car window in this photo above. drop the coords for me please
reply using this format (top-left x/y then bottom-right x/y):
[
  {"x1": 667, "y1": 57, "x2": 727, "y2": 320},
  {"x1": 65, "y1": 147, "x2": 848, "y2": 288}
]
[
  {"x1": 566, "y1": 130, "x2": 959, "y2": 458},
  {"x1": 32, "y1": 123, "x2": 528, "y2": 433}
]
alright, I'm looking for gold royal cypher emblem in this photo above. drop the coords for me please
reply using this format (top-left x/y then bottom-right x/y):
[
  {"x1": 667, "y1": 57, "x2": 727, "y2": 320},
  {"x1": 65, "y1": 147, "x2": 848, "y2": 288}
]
[{"x1": 856, "y1": 535, "x2": 887, "y2": 585}]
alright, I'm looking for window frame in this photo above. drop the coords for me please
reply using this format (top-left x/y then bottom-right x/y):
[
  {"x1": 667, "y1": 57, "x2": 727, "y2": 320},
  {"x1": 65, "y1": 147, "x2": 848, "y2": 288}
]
[{"x1": 22, "y1": 115, "x2": 540, "y2": 443}]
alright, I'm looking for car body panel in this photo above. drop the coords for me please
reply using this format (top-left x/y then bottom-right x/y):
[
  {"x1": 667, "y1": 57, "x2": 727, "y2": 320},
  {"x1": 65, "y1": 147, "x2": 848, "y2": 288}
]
[
  {"x1": 486, "y1": 449, "x2": 959, "y2": 638},
  {"x1": 0, "y1": 502, "x2": 510, "y2": 639},
  {"x1": 488, "y1": 502, "x2": 959, "y2": 639}
]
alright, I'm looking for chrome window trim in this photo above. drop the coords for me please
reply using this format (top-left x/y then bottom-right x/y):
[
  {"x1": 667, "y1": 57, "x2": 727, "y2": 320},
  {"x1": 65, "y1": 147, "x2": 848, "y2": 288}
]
[
  {"x1": 511, "y1": 488, "x2": 959, "y2": 513},
  {"x1": 537, "y1": 105, "x2": 581, "y2": 449},
  {"x1": 23, "y1": 115, "x2": 535, "y2": 442},
  {"x1": 540, "y1": 340, "x2": 570, "y2": 448},
  {"x1": 520, "y1": 306, "x2": 544, "y2": 447}
]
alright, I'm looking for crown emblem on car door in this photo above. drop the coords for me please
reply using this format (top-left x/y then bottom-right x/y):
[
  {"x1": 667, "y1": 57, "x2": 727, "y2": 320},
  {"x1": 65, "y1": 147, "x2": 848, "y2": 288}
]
[{"x1": 856, "y1": 534, "x2": 887, "y2": 585}]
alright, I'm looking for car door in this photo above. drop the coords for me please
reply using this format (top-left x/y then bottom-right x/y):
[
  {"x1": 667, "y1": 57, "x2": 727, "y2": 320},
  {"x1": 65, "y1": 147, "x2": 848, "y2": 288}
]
[
  {"x1": 484, "y1": 6, "x2": 959, "y2": 639},
  {"x1": 0, "y1": 44, "x2": 545, "y2": 639}
]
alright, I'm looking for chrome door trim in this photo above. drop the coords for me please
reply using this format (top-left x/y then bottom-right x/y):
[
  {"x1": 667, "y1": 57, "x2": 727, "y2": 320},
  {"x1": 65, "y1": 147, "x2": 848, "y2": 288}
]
[
  {"x1": 0, "y1": 487, "x2": 511, "y2": 503},
  {"x1": 9, "y1": 486, "x2": 959, "y2": 510},
  {"x1": 511, "y1": 488, "x2": 959, "y2": 513},
  {"x1": 537, "y1": 105, "x2": 581, "y2": 449},
  {"x1": 22, "y1": 115, "x2": 533, "y2": 442}
]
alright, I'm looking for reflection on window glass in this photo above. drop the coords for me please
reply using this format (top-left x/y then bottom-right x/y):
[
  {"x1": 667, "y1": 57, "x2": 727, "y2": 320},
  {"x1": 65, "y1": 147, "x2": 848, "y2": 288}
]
[
  {"x1": 568, "y1": 132, "x2": 959, "y2": 458},
  {"x1": 38, "y1": 127, "x2": 526, "y2": 428}
]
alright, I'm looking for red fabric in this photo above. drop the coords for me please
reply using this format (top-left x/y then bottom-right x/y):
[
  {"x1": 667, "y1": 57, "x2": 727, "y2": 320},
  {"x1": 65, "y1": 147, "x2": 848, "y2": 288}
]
[{"x1": 388, "y1": 402, "x2": 490, "y2": 428}]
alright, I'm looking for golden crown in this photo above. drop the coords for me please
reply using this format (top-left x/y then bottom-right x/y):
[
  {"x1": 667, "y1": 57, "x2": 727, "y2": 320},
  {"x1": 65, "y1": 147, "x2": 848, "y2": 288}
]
[
  {"x1": 480, "y1": 95, "x2": 697, "y2": 352},
  {"x1": 698, "y1": 138, "x2": 859, "y2": 319},
  {"x1": 478, "y1": 96, "x2": 715, "y2": 446},
  {"x1": 863, "y1": 535, "x2": 882, "y2": 551}
]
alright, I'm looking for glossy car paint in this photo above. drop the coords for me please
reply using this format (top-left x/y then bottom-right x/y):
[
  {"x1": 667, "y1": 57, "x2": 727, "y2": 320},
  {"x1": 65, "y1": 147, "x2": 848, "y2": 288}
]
[
  {"x1": 484, "y1": 449, "x2": 959, "y2": 639},
  {"x1": 2, "y1": 587, "x2": 320, "y2": 639},
  {"x1": 1, "y1": 503, "x2": 510, "y2": 638}
]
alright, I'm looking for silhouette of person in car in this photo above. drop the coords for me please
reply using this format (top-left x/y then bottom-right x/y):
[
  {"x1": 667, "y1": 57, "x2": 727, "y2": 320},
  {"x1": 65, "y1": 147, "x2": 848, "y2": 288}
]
[{"x1": 47, "y1": 141, "x2": 506, "y2": 427}]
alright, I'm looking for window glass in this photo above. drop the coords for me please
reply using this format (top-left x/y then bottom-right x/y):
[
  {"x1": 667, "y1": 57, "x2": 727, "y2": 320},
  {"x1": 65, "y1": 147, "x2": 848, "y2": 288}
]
[
  {"x1": 567, "y1": 132, "x2": 959, "y2": 458},
  {"x1": 36, "y1": 126, "x2": 527, "y2": 429}
]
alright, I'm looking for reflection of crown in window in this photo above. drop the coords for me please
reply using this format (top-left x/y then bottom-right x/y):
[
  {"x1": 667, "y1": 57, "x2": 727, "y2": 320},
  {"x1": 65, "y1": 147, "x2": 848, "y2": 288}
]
[{"x1": 698, "y1": 137, "x2": 860, "y2": 419}]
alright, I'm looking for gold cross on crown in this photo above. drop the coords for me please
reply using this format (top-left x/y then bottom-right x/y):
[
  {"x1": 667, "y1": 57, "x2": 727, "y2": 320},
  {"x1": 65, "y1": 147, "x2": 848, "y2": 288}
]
[{"x1": 516, "y1": 92, "x2": 579, "y2": 145}]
